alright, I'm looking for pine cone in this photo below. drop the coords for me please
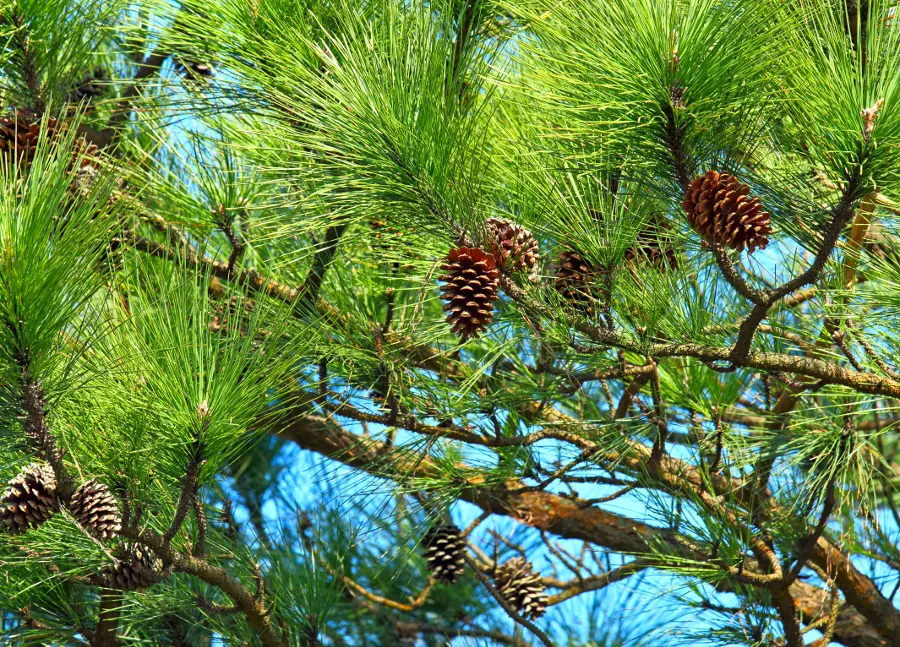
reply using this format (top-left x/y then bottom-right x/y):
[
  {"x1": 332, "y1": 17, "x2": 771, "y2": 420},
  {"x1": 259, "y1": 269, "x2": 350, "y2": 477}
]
[
  {"x1": 0, "y1": 110, "x2": 100, "y2": 182},
  {"x1": 683, "y1": 170, "x2": 772, "y2": 253},
  {"x1": 493, "y1": 557, "x2": 548, "y2": 621},
  {"x1": 438, "y1": 247, "x2": 500, "y2": 341},
  {"x1": 625, "y1": 219, "x2": 678, "y2": 271},
  {"x1": 69, "y1": 479, "x2": 122, "y2": 540},
  {"x1": 422, "y1": 523, "x2": 465, "y2": 583},
  {"x1": 485, "y1": 217, "x2": 539, "y2": 277},
  {"x1": 0, "y1": 463, "x2": 59, "y2": 533},
  {"x1": 0, "y1": 111, "x2": 59, "y2": 166},
  {"x1": 102, "y1": 542, "x2": 165, "y2": 591},
  {"x1": 554, "y1": 250, "x2": 597, "y2": 311},
  {"x1": 66, "y1": 67, "x2": 107, "y2": 103},
  {"x1": 175, "y1": 58, "x2": 214, "y2": 80}
]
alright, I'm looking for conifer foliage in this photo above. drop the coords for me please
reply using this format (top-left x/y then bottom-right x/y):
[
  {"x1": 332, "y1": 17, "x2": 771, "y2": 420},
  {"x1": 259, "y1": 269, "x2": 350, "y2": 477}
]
[{"x1": 3, "y1": 0, "x2": 900, "y2": 646}]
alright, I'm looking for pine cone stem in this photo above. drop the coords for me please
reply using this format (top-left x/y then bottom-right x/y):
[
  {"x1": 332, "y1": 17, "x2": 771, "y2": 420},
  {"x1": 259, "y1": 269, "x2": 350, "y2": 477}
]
[{"x1": 21, "y1": 379, "x2": 73, "y2": 499}]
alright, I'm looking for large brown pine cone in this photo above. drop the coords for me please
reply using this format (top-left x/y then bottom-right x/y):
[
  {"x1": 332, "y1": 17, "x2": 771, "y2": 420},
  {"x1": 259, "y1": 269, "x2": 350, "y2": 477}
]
[
  {"x1": 102, "y1": 542, "x2": 165, "y2": 591},
  {"x1": 69, "y1": 479, "x2": 122, "y2": 540},
  {"x1": 0, "y1": 463, "x2": 59, "y2": 533},
  {"x1": 422, "y1": 523, "x2": 466, "y2": 583},
  {"x1": 682, "y1": 170, "x2": 772, "y2": 253},
  {"x1": 485, "y1": 217, "x2": 539, "y2": 277},
  {"x1": 438, "y1": 247, "x2": 500, "y2": 341},
  {"x1": 493, "y1": 557, "x2": 548, "y2": 620}
]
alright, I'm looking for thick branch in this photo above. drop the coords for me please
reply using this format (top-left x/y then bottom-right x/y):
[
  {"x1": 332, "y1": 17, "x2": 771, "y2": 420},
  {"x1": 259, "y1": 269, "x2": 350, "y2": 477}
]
[{"x1": 124, "y1": 526, "x2": 284, "y2": 647}]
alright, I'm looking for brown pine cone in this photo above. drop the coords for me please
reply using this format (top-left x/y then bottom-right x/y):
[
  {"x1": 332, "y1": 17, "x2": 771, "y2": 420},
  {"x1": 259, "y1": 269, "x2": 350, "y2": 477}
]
[
  {"x1": 683, "y1": 170, "x2": 772, "y2": 253},
  {"x1": 438, "y1": 247, "x2": 500, "y2": 341},
  {"x1": 102, "y1": 542, "x2": 165, "y2": 591},
  {"x1": 0, "y1": 111, "x2": 59, "y2": 167},
  {"x1": 69, "y1": 479, "x2": 122, "y2": 540},
  {"x1": 485, "y1": 217, "x2": 539, "y2": 277},
  {"x1": 554, "y1": 250, "x2": 597, "y2": 311},
  {"x1": 0, "y1": 110, "x2": 100, "y2": 184},
  {"x1": 0, "y1": 463, "x2": 59, "y2": 533},
  {"x1": 493, "y1": 557, "x2": 548, "y2": 620}
]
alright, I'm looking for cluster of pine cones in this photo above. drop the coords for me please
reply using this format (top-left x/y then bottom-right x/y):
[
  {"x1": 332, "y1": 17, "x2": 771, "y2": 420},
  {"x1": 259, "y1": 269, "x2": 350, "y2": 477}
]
[
  {"x1": 0, "y1": 464, "x2": 163, "y2": 591},
  {"x1": 438, "y1": 217, "x2": 540, "y2": 341},
  {"x1": 437, "y1": 170, "x2": 770, "y2": 339},
  {"x1": 421, "y1": 523, "x2": 548, "y2": 620}
]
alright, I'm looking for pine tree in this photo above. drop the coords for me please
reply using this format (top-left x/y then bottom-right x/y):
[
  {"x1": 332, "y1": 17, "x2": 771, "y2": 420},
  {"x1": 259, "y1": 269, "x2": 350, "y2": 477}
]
[{"x1": 2, "y1": 1, "x2": 900, "y2": 646}]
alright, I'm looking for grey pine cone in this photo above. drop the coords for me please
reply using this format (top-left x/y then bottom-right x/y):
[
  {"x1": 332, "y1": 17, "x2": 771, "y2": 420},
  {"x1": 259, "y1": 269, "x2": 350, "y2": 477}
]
[
  {"x1": 102, "y1": 542, "x2": 165, "y2": 591},
  {"x1": 485, "y1": 217, "x2": 540, "y2": 278}
]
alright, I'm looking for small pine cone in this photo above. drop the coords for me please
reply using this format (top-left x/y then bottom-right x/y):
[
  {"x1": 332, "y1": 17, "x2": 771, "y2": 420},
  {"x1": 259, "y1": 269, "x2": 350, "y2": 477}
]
[
  {"x1": 174, "y1": 58, "x2": 214, "y2": 80},
  {"x1": 493, "y1": 557, "x2": 548, "y2": 621},
  {"x1": 69, "y1": 479, "x2": 122, "y2": 540},
  {"x1": 485, "y1": 217, "x2": 539, "y2": 276},
  {"x1": 422, "y1": 524, "x2": 465, "y2": 583},
  {"x1": 103, "y1": 543, "x2": 165, "y2": 591},
  {"x1": 0, "y1": 463, "x2": 59, "y2": 533},
  {"x1": 66, "y1": 67, "x2": 107, "y2": 103},
  {"x1": 683, "y1": 170, "x2": 772, "y2": 253},
  {"x1": 625, "y1": 220, "x2": 678, "y2": 271},
  {"x1": 554, "y1": 250, "x2": 597, "y2": 311},
  {"x1": 438, "y1": 247, "x2": 500, "y2": 341}
]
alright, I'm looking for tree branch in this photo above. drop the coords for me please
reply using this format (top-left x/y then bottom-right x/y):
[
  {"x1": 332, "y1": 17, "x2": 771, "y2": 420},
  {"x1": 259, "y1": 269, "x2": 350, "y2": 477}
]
[{"x1": 92, "y1": 591, "x2": 122, "y2": 647}]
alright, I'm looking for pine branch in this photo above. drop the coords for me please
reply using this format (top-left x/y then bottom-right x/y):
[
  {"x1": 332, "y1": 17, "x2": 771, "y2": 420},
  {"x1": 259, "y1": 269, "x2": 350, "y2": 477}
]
[
  {"x1": 274, "y1": 403, "x2": 883, "y2": 647},
  {"x1": 394, "y1": 621, "x2": 530, "y2": 647},
  {"x1": 500, "y1": 274, "x2": 900, "y2": 400},
  {"x1": 343, "y1": 575, "x2": 435, "y2": 612},
  {"x1": 10, "y1": 8, "x2": 42, "y2": 108},
  {"x1": 123, "y1": 524, "x2": 284, "y2": 647},
  {"x1": 543, "y1": 559, "x2": 650, "y2": 606},
  {"x1": 297, "y1": 224, "x2": 347, "y2": 307},
  {"x1": 163, "y1": 446, "x2": 202, "y2": 546}
]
